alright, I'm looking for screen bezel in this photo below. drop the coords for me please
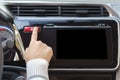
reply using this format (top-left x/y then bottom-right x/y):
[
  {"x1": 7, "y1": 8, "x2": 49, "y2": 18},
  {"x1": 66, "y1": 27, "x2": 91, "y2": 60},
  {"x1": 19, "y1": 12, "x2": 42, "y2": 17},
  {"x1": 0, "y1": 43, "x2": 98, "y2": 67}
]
[
  {"x1": 41, "y1": 26, "x2": 117, "y2": 68},
  {"x1": 19, "y1": 19, "x2": 118, "y2": 69}
]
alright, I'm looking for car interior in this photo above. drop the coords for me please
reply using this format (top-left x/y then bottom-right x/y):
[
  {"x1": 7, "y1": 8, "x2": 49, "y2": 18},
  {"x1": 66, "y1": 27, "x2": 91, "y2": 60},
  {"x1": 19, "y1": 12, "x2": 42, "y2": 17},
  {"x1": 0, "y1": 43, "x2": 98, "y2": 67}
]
[{"x1": 0, "y1": 0, "x2": 120, "y2": 80}]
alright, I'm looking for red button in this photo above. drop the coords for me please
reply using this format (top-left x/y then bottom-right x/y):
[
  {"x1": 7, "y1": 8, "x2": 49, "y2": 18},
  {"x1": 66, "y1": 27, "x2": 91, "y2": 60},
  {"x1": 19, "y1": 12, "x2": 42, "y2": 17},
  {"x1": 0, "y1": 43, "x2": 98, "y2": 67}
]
[
  {"x1": 0, "y1": 28, "x2": 5, "y2": 31},
  {"x1": 24, "y1": 26, "x2": 41, "y2": 33}
]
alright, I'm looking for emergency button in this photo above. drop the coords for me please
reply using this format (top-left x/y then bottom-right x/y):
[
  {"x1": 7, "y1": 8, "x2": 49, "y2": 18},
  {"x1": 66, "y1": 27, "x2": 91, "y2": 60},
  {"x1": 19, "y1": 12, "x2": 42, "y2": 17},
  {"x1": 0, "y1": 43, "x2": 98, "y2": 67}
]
[{"x1": 24, "y1": 26, "x2": 41, "y2": 33}]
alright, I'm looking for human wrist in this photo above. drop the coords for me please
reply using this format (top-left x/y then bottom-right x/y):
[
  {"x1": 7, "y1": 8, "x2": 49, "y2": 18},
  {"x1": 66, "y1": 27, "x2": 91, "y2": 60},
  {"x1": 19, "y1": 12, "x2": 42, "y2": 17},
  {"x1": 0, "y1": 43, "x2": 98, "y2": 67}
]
[{"x1": 26, "y1": 59, "x2": 49, "y2": 80}]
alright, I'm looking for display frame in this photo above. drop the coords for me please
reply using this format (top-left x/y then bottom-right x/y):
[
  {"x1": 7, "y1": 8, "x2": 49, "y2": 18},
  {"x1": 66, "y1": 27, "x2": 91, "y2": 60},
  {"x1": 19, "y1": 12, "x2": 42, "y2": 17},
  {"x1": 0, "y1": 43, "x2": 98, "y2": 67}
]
[
  {"x1": 15, "y1": 17, "x2": 119, "y2": 69},
  {"x1": 40, "y1": 20, "x2": 118, "y2": 69}
]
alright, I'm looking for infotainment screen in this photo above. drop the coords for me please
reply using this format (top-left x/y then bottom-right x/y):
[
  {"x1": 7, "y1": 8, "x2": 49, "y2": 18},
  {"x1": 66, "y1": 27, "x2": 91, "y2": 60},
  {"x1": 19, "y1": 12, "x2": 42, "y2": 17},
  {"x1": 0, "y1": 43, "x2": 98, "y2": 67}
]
[{"x1": 57, "y1": 29, "x2": 108, "y2": 59}]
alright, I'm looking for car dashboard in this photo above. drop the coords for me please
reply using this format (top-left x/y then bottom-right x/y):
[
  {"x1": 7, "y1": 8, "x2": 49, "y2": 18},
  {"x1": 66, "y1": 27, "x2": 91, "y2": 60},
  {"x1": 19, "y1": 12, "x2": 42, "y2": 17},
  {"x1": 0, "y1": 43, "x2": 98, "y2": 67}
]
[{"x1": 0, "y1": 0, "x2": 120, "y2": 80}]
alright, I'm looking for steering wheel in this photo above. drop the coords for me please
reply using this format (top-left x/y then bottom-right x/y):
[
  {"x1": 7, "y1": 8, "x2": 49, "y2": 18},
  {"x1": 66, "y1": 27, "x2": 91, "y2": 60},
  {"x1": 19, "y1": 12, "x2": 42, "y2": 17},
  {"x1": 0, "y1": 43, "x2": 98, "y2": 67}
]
[
  {"x1": 0, "y1": 9, "x2": 25, "y2": 79},
  {"x1": 0, "y1": 26, "x2": 18, "y2": 80}
]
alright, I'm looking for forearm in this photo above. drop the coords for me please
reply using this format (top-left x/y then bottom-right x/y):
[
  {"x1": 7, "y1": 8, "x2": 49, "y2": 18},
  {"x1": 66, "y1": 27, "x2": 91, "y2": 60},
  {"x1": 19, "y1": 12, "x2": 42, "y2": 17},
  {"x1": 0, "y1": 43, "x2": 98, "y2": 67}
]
[{"x1": 26, "y1": 59, "x2": 49, "y2": 80}]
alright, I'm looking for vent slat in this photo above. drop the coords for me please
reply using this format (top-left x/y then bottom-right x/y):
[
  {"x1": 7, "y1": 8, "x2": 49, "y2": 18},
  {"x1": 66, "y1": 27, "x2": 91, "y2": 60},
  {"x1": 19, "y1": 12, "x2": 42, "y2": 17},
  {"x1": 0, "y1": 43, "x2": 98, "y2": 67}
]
[
  {"x1": 7, "y1": 5, "x2": 109, "y2": 17},
  {"x1": 19, "y1": 10, "x2": 58, "y2": 12},
  {"x1": 63, "y1": 11, "x2": 100, "y2": 13}
]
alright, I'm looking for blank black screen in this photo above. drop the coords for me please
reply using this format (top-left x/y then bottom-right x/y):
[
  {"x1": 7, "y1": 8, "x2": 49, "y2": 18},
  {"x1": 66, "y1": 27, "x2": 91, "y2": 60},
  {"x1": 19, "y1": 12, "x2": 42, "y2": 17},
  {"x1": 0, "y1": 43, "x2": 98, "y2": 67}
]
[{"x1": 57, "y1": 29, "x2": 108, "y2": 59}]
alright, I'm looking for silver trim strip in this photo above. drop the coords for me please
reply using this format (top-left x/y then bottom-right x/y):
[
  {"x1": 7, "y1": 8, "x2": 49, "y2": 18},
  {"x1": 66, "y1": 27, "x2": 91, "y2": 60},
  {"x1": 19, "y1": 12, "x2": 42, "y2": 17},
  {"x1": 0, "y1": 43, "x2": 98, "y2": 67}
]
[
  {"x1": 12, "y1": 24, "x2": 24, "y2": 60},
  {"x1": 15, "y1": 16, "x2": 119, "y2": 21}
]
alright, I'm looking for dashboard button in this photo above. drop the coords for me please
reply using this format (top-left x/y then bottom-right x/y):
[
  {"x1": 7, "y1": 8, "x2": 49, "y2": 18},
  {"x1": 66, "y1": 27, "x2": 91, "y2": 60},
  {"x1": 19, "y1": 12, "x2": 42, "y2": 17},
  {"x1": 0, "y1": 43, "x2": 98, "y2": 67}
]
[
  {"x1": 24, "y1": 26, "x2": 41, "y2": 33},
  {"x1": 0, "y1": 28, "x2": 5, "y2": 31}
]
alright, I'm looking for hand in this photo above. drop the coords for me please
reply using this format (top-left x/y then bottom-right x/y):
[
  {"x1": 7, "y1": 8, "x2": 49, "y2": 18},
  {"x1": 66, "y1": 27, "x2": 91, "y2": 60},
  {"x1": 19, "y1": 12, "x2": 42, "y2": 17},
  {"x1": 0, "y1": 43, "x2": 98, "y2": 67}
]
[{"x1": 24, "y1": 27, "x2": 53, "y2": 62}]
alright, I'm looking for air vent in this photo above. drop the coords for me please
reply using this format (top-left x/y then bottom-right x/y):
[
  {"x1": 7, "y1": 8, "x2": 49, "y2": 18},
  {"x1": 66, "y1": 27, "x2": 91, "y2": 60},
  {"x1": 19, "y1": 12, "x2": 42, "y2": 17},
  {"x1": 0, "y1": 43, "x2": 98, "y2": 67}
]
[
  {"x1": 61, "y1": 6, "x2": 109, "y2": 17},
  {"x1": 8, "y1": 6, "x2": 59, "y2": 16},
  {"x1": 7, "y1": 5, "x2": 109, "y2": 17}
]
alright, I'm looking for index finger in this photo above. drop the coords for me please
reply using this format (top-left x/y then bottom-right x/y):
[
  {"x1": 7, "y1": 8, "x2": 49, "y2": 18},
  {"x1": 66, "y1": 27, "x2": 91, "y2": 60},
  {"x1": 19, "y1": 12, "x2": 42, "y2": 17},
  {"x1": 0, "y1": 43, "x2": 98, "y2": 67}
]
[{"x1": 30, "y1": 27, "x2": 38, "y2": 43}]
